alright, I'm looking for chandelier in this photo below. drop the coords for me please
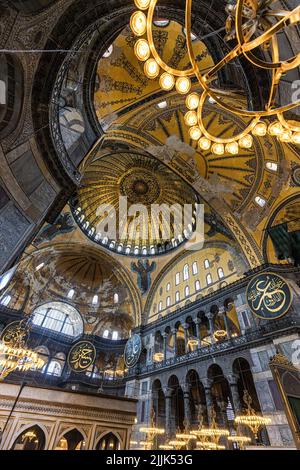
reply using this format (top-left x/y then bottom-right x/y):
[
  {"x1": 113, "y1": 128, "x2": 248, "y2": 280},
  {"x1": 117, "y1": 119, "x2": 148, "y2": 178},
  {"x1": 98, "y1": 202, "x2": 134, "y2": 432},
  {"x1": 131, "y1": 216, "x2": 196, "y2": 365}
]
[
  {"x1": 227, "y1": 435, "x2": 252, "y2": 449},
  {"x1": 0, "y1": 320, "x2": 45, "y2": 380},
  {"x1": 130, "y1": 0, "x2": 300, "y2": 155},
  {"x1": 234, "y1": 390, "x2": 271, "y2": 439},
  {"x1": 139, "y1": 408, "x2": 165, "y2": 449}
]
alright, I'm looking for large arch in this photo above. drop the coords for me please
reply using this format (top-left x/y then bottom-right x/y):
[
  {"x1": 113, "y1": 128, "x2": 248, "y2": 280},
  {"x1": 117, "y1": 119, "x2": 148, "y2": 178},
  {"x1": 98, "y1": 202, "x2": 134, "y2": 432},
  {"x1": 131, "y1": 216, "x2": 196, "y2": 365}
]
[{"x1": 11, "y1": 424, "x2": 47, "y2": 450}]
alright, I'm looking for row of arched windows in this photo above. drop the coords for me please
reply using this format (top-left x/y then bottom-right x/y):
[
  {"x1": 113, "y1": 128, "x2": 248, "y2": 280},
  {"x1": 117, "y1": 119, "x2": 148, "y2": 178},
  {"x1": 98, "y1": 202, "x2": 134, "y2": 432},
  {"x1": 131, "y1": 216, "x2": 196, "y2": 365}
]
[
  {"x1": 163, "y1": 263, "x2": 225, "y2": 292},
  {"x1": 157, "y1": 268, "x2": 225, "y2": 312}
]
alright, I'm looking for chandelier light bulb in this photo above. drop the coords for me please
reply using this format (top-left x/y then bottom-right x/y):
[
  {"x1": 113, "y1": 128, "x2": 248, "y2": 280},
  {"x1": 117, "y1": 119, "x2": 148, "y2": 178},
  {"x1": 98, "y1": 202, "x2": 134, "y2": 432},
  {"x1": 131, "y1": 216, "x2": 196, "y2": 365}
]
[
  {"x1": 291, "y1": 132, "x2": 300, "y2": 144},
  {"x1": 184, "y1": 111, "x2": 198, "y2": 127},
  {"x1": 176, "y1": 77, "x2": 191, "y2": 95},
  {"x1": 189, "y1": 126, "x2": 202, "y2": 141},
  {"x1": 239, "y1": 135, "x2": 253, "y2": 149},
  {"x1": 268, "y1": 121, "x2": 284, "y2": 136},
  {"x1": 199, "y1": 137, "x2": 211, "y2": 150},
  {"x1": 186, "y1": 93, "x2": 200, "y2": 110},
  {"x1": 159, "y1": 72, "x2": 175, "y2": 91},
  {"x1": 134, "y1": 39, "x2": 150, "y2": 61},
  {"x1": 134, "y1": 0, "x2": 150, "y2": 9},
  {"x1": 144, "y1": 58, "x2": 160, "y2": 79},
  {"x1": 130, "y1": 11, "x2": 147, "y2": 36},
  {"x1": 212, "y1": 143, "x2": 225, "y2": 155},
  {"x1": 225, "y1": 141, "x2": 239, "y2": 155},
  {"x1": 252, "y1": 121, "x2": 267, "y2": 137},
  {"x1": 279, "y1": 130, "x2": 292, "y2": 142}
]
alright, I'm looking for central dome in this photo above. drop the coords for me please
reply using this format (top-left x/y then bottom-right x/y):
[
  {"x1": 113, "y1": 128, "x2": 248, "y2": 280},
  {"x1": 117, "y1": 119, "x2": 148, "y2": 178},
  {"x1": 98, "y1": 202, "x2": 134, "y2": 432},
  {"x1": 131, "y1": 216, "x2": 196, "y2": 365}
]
[{"x1": 71, "y1": 149, "x2": 200, "y2": 257}]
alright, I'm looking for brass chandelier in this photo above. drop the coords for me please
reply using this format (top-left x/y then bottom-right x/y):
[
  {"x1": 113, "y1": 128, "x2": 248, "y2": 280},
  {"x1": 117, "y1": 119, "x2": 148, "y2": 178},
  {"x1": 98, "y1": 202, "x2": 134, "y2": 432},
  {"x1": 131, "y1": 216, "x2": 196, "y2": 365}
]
[
  {"x1": 0, "y1": 320, "x2": 45, "y2": 380},
  {"x1": 130, "y1": 0, "x2": 300, "y2": 155}
]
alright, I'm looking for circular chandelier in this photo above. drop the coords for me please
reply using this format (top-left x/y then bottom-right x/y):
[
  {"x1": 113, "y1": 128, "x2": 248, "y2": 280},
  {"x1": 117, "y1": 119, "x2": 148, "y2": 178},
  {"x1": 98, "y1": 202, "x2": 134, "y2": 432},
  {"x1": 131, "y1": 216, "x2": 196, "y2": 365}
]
[
  {"x1": 131, "y1": 0, "x2": 300, "y2": 154},
  {"x1": 0, "y1": 321, "x2": 45, "y2": 380},
  {"x1": 234, "y1": 390, "x2": 271, "y2": 439}
]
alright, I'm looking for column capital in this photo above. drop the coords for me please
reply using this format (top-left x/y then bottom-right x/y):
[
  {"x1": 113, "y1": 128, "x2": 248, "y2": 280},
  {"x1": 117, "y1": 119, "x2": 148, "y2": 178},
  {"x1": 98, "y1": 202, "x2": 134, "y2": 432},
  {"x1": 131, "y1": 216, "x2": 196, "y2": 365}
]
[
  {"x1": 163, "y1": 387, "x2": 173, "y2": 398},
  {"x1": 194, "y1": 317, "x2": 200, "y2": 325},
  {"x1": 228, "y1": 373, "x2": 239, "y2": 385},
  {"x1": 182, "y1": 383, "x2": 190, "y2": 394},
  {"x1": 206, "y1": 312, "x2": 214, "y2": 321},
  {"x1": 182, "y1": 323, "x2": 189, "y2": 330},
  {"x1": 171, "y1": 327, "x2": 177, "y2": 335},
  {"x1": 202, "y1": 378, "x2": 213, "y2": 389}
]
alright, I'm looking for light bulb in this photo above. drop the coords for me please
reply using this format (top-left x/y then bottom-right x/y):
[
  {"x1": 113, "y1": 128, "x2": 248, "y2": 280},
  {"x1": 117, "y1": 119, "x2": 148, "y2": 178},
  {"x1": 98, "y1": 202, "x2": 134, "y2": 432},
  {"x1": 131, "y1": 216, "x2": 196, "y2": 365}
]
[
  {"x1": 144, "y1": 58, "x2": 160, "y2": 78},
  {"x1": 184, "y1": 111, "x2": 198, "y2": 127},
  {"x1": 130, "y1": 11, "x2": 147, "y2": 36},
  {"x1": 268, "y1": 121, "x2": 283, "y2": 136},
  {"x1": 212, "y1": 143, "x2": 225, "y2": 155},
  {"x1": 292, "y1": 132, "x2": 300, "y2": 144},
  {"x1": 279, "y1": 130, "x2": 292, "y2": 142},
  {"x1": 239, "y1": 135, "x2": 253, "y2": 149},
  {"x1": 176, "y1": 77, "x2": 191, "y2": 95},
  {"x1": 134, "y1": 0, "x2": 150, "y2": 9},
  {"x1": 134, "y1": 39, "x2": 150, "y2": 61},
  {"x1": 198, "y1": 137, "x2": 211, "y2": 150},
  {"x1": 225, "y1": 141, "x2": 239, "y2": 155},
  {"x1": 252, "y1": 121, "x2": 267, "y2": 136},
  {"x1": 186, "y1": 93, "x2": 199, "y2": 110},
  {"x1": 189, "y1": 126, "x2": 202, "y2": 141},
  {"x1": 159, "y1": 72, "x2": 175, "y2": 91}
]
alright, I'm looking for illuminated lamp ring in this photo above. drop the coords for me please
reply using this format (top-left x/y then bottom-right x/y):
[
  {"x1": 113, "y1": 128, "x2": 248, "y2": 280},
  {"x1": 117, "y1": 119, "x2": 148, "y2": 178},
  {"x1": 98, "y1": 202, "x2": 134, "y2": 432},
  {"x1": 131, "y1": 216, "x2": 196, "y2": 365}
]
[
  {"x1": 235, "y1": 1, "x2": 300, "y2": 72},
  {"x1": 277, "y1": 113, "x2": 300, "y2": 133},
  {"x1": 185, "y1": 0, "x2": 300, "y2": 118},
  {"x1": 147, "y1": 0, "x2": 194, "y2": 77},
  {"x1": 197, "y1": 91, "x2": 260, "y2": 144}
]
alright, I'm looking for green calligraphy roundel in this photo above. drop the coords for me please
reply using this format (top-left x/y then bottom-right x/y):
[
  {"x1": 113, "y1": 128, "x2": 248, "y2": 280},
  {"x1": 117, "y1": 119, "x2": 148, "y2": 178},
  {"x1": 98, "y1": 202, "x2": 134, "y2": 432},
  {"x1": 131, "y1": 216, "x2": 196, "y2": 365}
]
[{"x1": 246, "y1": 272, "x2": 292, "y2": 320}]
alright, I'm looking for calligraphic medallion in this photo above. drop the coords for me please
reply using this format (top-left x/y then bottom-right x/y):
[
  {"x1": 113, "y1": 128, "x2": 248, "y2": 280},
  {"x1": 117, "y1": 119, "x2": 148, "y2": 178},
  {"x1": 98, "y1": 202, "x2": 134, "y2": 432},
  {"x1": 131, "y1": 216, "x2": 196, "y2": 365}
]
[
  {"x1": 246, "y1": 272, "x2": 292, "y2": 320},
  {"x1": 124, "y1": 334, "x2": 142, "y2": 368},
  {"x1": 67, "y1": 341, "x2": 96, "y2": 372},
  {"x1": 1, "y1": 321, "x2": 28, "y2": 345}
]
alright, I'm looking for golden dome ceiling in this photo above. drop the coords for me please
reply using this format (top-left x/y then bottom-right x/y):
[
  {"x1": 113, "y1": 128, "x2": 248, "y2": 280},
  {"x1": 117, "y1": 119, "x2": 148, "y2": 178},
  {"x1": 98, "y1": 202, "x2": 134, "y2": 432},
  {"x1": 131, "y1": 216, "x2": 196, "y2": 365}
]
[{"x1": 71, "y1": 150, "x2": 200, "y2": 256}]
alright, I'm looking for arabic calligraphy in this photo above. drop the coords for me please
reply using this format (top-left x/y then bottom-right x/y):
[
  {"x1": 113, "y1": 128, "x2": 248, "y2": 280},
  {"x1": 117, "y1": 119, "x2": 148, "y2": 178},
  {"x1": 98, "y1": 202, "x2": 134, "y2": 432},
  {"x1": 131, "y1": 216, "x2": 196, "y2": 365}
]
[
  {"x1": 1, "y1": 321, "x2": 28, "y2": 345},
  {"x1": 246, "y1": 273, "x2": 292, "y2": 320},
  {"x1": 68, "y1": 341, "x2": 96, "y2": 372},
  {"x1": 124, "y1": 334, "x2": 142, "y2": 368}
]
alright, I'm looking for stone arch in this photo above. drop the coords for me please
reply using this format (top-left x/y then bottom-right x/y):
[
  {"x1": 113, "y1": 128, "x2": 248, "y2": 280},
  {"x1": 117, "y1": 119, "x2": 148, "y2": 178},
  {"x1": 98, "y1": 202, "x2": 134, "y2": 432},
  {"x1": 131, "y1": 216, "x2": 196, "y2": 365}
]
[
  {"x1": 10, "y1": 424, "x2": 48, "y2": 450},
  {"x1": 232, "y1": 357, "x2": 261, "y2": 412},
  {"x1": 152, "y1": 379, "x2": 165, "y2": 429},
  {"x1": 185, "y1": 369, "x2": 207, "y2": 427},
  {"x1": 167, "y1": 374, "x2": 184, "y2": 433},
  {"x1": 95, "y1": 430, "x2": 123, "y2": 450},
  {"x1": 54, "y1": 427, "x2": 87, "y2": 450},
  {"x1": 0, "y1": 53, "x2": 23, "y2": 139}
]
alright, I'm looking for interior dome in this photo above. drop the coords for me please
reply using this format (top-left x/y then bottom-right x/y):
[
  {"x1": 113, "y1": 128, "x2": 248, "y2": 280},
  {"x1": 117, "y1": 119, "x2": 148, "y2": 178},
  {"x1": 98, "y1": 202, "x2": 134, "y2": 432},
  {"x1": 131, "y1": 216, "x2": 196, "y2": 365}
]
[{"x1": 71, "y1": 149, "x2": 200, "y2": 256}]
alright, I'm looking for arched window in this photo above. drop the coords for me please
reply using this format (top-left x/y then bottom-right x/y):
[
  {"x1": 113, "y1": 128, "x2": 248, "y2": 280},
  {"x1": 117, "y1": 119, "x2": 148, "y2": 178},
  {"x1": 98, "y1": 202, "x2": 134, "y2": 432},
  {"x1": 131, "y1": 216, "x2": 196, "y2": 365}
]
[
  {"x1": 32, "y1": 302, "x2": 83, "y2": 338},
  {"x1": 192, "y1": 261, "x2": 198, "y2": 275},
  {"x1": 175, "y1": 291, "x2": 180, "y2": 303},
  {"x1": 96, "y1": 432, "x2": 121, "y2": 450},
  {"x1": 185, "y1": 286, "x2": 190, "y2": 298},
  {"x1": 204, "y1": 259, "x2": 210, "y2": 269},
  {"x1": 0, "y1": 294, "x2": 11, "y2": 306},
  {"x1": 195, "y1": 280, "x2": 201, "y2": 291},
  {"x1": 11, "y1": 425, "x2": 45, "y2": 451},
  {"x1": 92, "y1": 295, "x2": 98, "y2": 305},
  {"x1": 255, "y1": 196, "x2": 266, "y2": 207},
  {"x1": 175, "y1": 272, "x2": 180, "y2": 285},
  {"x1": 166, "y1": 282, "x2": 171, "y2": 292},
  {"x1": 46, "y1": 360, "x2": 62, "y2": 377},
  {"x1": 206, "y1": 273, "x2": 213, "y2": 285},
  {"x1": 183, "y1": 264, "x2": 189, "y2": 281},
  {"x1": 0, "y1": 265, "x2": 17, "y2": 291},
  {"x1": 67, "y1": 289, "x2": 75, "y2": 299},
  {"x1": 217, "y1": 267, "x2": 225, "y2": 279},
  {"x1": 114, "y1": 293, "x2": 119, "y2": 304},
  {"x1": 112, "y1": 331, "x2": 118, "y2": 340},
  {"x1": 103, "y1": 329, "x2": 109, "y2": 338},
  {"x1": 0, "y1": 54, "x2": 23, "y2": 139},
  {"x1": 166, "y1": 296, "x2": 171, "y2": 307},
  {"x1": 158, "y1": 301, "x2": 163, "y2": 312}
]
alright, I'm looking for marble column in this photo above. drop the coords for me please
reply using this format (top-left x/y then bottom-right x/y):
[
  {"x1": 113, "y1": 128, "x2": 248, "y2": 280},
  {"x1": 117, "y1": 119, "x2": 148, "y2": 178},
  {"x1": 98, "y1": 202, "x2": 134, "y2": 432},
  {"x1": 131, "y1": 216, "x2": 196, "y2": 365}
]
[
  {"x1": 183, "y1": 384, "x2": 191, "y2": 430},
  {"x1": 183, "y1": 323, "x2": 189, "y2": 354},
  {"x1": 228, "y1": 374, "x2": 242, "y2": 413},
  {"x1": 203, "y1": 379, "x2": 214, "y2": 425},
  {"x1": 164, "y1": 388, "x2": 173, "y2": 438},
  {"x1": 162, "y1": 333, "x2": 167, "y2": 361},
  {"x1": 206, "y1": 312, "x2": 215, "y2": 344},
  {"x1": 222, "y1": 308, "x2": 232, "y2": 339},
  {"x1": 194, "y1": 318, "x2": 201, "y2": 348},
  {"x1": 171, "y1": 328, "x2": 177, "y2": 357}
]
